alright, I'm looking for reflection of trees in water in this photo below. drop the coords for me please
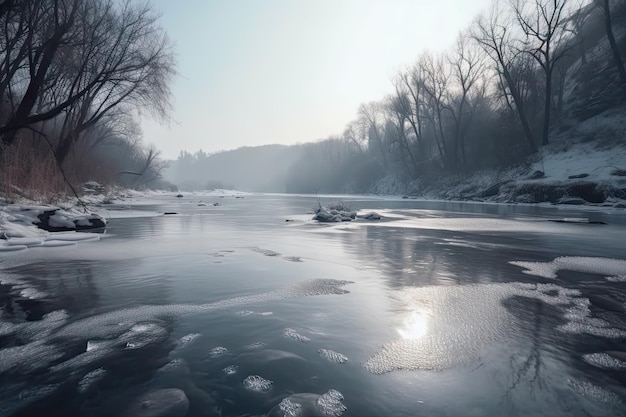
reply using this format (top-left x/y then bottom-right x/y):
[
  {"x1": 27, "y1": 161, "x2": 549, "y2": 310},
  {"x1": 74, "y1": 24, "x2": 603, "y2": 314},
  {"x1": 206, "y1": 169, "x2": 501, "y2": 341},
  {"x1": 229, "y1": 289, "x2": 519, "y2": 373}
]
[
  {"x1": 503, "y1": 298, "x2": 546, "y2": 400},
  {"x1": 499, "y1": 296, "x2": 626, "y2": 415},
  {"x1": 336, "y1": 225, "x2": 529, "y2": 288},
  {"x1": 2, "y1": 259, "x2": 173, "y2": 320}
]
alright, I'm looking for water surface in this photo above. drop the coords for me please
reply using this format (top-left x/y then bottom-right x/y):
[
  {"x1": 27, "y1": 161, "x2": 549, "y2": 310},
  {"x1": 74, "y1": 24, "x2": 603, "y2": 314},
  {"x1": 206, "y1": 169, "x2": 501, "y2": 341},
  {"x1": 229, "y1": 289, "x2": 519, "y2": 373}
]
[{"x1": 1, "y1": 194, "x2": 626, "y2": 417}]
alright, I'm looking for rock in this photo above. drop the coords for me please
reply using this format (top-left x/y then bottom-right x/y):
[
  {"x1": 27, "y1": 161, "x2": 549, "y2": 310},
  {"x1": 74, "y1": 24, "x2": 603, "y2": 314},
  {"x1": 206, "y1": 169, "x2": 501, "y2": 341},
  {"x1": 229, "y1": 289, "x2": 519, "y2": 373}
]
[
  {"x1": 123, "y1": 388, "x2": 189, "y2": 417},
  {"x1": 213, "y1": 202, "x2": 220, "y2": 206},
  {"x1": 36, "y1": 209, "x2": 106, "y2": 232},
  {"x1": 175, "y1": 194, "x2": 183, "y2": 198},
  {"x1": 163, "y1": 212, "x2": 177, "y2": 215},
  {"x1": 529, "y1": 170, "x2": 545, "y2": 179},
  {"x1": 610, "y1": 169, "x2": 626, "y2": 177}
]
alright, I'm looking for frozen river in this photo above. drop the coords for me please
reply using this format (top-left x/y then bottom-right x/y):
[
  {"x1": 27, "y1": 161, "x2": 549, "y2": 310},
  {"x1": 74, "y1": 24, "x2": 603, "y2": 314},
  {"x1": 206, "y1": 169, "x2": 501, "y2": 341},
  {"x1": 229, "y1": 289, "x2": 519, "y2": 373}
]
[{"x1": 1, "y1": 193, "x2": 626, "y2": 417}]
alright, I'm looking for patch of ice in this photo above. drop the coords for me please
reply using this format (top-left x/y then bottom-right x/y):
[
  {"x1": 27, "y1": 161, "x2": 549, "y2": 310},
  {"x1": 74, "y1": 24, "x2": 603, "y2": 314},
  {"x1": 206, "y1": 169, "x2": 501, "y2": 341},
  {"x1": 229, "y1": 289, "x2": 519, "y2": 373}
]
[
  {"x1": 278, "y1": 397, "x2": 303, "y2": 417},
  {"x1": 568, "y1": 379, "x2": 622, "y2": 404},
  {"x1": 5, "y1": 237, "x2": 43, "y2": 246},
  {"x1": 235, "y1": 310, "x2": 254, "y2": 316},
  {"x1": 0, "y1": 341, "x2": 63, "y2": 374},
  {"x1": 283, "y1": 256, "x2": 303, "y2": 263},
  {"x1": 40, "y1": 240, "x2": 78, "y2": 247},
  {"x1": 365, "y1": 282, "x2": 626, "y2": 374},
  {"x1": 510, "y1": 256, "x2": 626, "y2": 280},
  {"x1": 245, "y1": 342, "x2": 265, "y2": 349},
  {"x1": 243, "y1": 375, "x2": 273, "y2": 392},
  {"x1": 86, "y1": 340, "x2": 109, "y2": 352},
  {"x1": 222, "y1": 365, "x2": 238, "y2": 375},
  {"x1": 46, "y1": 279, "x2": 352, "y2": 343},
  {"x1": 209, "y1": 346, "x2": 228, "y2": 357},
  {"x1": 178, "y1": 333, "x2": 201, "y2": 348},
  {"x1": 582, "y1": 353, "x2": 626, "y2": 370},
  {"x1": 0, "y1": 244, "x2": 27, "y2": 252},
  {"x1": 283, "y1": 328, "x2": 311, "y2": 343},
  {"x1": 250, "y1": 247, "x2": 281, "y2": 257},
  {"x1": 318, "y1": 349, "x2": 348, "y2": 364},
  {"x1": 316, "y1": 389, "x2": 346, "y2": 417},
  {"x1": 45, "y1": 233, "x2": 100, "y2": 242},
  {"x1": 78, "y1": 368, "x2": 106, "y2": 393}
]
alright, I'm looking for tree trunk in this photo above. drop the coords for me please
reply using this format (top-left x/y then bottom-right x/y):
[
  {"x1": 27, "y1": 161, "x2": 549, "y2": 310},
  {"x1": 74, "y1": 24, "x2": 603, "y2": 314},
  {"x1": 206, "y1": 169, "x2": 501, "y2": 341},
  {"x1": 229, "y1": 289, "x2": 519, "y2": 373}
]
[
  {"x1": 542, "y1": 70, "x2": 552, "y2": 146},
  {"x1": 503, "y1": 70, "x2": 538, "y2": 153},
  {"x1": 603, "y1": 0, "x2": 626, "y2": 89}
]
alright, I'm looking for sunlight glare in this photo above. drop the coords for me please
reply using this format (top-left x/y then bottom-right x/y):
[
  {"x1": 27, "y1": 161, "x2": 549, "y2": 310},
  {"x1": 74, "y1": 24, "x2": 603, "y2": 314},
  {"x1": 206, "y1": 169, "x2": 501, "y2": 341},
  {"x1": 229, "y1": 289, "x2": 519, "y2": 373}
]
[{"x1": 397, "y1": 309, "x2": 429, "y2": 340}]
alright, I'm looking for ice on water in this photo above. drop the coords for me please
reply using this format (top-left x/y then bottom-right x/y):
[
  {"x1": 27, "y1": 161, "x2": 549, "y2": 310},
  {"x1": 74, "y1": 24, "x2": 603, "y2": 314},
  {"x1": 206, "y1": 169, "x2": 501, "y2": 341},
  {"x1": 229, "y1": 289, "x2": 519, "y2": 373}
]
[
  {"x1": 318, "y1": 349, "x2": 348, "y2": 364},
  {"x1": 582, "y1": 353, "x2": 626, "y2": 370},
  {"x1": 209, "y1": 346, "x2": 228, "y2": 357},
  {"x1": 222, "y1": 365, "x2": 238, "y2": 375},
  {"x1": 316, "y1": 389, "x2": 347, "y2": 417},
  {"x1": 568, "y1": 379, "x2": 622, "y2": 404},
  {"x1": 243, "y1": 375, "x2": 273, "y2": 392},
  {"x1": 78, "y1": 368, "x2": 106, "y2": 393},
  {"x1": 278, "y1": 397, "x2": 303, "y2": 417},
  {"x1": 365, "y1": 281, "x2": 626, "y2": 374},
  {"x1": 510, "y1": 256, "x2": 626, "y2": 281},
  {"x1": 283, "y1": 328, "x2": 311, "y2": 343}
]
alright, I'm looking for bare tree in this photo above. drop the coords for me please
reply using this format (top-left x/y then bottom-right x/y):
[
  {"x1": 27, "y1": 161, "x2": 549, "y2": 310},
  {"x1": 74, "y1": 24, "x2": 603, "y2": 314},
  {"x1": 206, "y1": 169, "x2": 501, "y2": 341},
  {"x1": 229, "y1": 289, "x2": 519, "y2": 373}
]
[
  {"x1": 0, "y1": 0, "x2": 174, "y2": 154},
  {"x1": 358, "y1": 101, "x2": 388, "y2": 168},
  {"x1": 52, "y1": 0, "x2": 174, "y2": 165},
  {"x1": 513, "y1": 0, "x2": 573, "y2": 145},
  {"x1": 420, "y1": 51, "x2": 453, "y2": 167},
  {"x1": 446, "y1": 33, "x2": 486, "y2": 168},
  {"x1": 473, "y1": 2, "x2": 539, "y2": 152},
  {"x1": 596, "y1": 0, "x2": 626, "y2": 89}
]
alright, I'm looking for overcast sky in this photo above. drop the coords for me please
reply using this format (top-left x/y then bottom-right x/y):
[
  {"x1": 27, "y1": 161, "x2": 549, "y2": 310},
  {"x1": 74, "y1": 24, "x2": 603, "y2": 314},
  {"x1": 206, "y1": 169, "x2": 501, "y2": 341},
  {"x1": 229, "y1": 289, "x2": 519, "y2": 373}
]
[{"x1": 143, "y1": 0, "x2": 491, "y2": 159}]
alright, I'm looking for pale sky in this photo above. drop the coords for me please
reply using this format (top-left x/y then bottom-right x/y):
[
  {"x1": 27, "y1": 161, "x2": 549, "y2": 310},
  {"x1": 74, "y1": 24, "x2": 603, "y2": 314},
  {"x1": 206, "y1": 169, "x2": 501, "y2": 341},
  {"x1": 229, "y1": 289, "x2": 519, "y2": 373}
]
[{"x1": 142, "y1": 0, "x2": 491, "y2": 159}]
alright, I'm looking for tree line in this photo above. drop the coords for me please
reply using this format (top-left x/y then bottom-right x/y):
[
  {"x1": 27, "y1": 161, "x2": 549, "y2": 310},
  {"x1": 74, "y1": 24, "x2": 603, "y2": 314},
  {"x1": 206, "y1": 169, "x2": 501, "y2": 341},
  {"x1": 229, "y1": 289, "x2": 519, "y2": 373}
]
[
  {"x1": 286, "y1": 0, "x2": 626, "y2": 193},
  {"x1": 0, "y1": 0, "x2": 175, "y2": 199}
]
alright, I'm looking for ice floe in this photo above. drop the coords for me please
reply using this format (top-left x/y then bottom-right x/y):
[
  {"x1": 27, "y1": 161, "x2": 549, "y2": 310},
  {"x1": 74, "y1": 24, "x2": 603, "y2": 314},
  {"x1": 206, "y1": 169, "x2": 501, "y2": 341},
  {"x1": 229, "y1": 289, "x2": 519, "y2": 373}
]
[
  {"x1": 364, "y1": 282, "x2": 626, "y2": 374},
  {"x1": 243, "y1": 375, "x2": 273, "y2": 392},
  {"x1": 510, "y1": 256, "x2": 626, "y2": 281},
  {"x1": 318, "y1": 349, "x2": 348, "y2": 364},
  {"x1": 568, "y1": 379, "x2": 622, "y2": 404},
  {"x1": 582, "y1": 353, "x2": 626, "y2": 370},
  {"x1": 222, "y1": 365, "x2": 238, "y2": 375},
  {"x1": 283, "y1": 328, "x2": 311, "y2": 342}
]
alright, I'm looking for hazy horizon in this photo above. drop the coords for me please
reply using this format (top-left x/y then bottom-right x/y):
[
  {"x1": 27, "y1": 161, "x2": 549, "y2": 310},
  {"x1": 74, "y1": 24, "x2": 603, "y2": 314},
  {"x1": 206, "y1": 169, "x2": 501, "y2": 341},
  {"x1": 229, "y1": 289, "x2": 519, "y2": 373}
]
[{"x1": 142, "y1": 0, "x2": 491, "y2": 159}]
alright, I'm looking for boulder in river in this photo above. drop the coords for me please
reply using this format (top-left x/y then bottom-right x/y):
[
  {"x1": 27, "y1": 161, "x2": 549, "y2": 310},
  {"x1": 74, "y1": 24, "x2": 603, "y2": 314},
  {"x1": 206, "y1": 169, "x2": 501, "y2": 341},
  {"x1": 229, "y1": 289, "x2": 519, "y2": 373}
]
[{"x1": 37, "y1": 209, "x2": 106, "y2": 232}]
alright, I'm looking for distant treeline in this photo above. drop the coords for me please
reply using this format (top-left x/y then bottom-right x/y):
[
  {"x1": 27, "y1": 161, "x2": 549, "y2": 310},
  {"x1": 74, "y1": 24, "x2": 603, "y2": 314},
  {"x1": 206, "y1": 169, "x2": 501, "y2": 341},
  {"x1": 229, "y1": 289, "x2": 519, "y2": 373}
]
[
  {"x1": 172, "y1": 0, "x2": 626, "y2": 194},
  {"x1": 0, "y1": 0, "x2": 176, "y2": 200}
]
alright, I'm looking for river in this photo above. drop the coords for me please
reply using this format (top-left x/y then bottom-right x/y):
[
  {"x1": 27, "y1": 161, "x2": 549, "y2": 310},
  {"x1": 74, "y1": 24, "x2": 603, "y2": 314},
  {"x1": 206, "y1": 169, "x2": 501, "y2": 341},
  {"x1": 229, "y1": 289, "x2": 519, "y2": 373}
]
[{"x1": 1, "y1": 193, "x2": 626, "y2": 417}]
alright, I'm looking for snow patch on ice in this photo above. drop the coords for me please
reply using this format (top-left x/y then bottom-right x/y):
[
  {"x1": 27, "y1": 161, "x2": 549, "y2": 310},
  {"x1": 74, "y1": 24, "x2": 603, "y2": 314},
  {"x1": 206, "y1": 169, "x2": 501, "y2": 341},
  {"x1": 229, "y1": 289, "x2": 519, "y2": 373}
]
[
  {"x1": 365, "y1": 282, "x2": 626, "y2": 374},
  {"x1": 582, "y1": 353, "x2": 626, "y2": 370},
  {"x1": 283, "y1": 328, "x2": 311, "y2": 343},
  {"x1": 510, "y1": 256, "x2": 626, "y2": 280},
  {"x1": 243, "y1": 375, "x2": 272, "y2": 392},
  {"x1": 318, "y1": 349, "x2": 348, "y2": 364}
]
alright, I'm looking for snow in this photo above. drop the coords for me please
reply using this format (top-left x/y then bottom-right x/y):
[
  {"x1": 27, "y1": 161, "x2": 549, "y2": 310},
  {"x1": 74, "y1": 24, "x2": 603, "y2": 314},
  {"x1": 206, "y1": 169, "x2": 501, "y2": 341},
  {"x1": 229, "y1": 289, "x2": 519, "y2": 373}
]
[{"x1": 0, "y1": 204, "x2": 104, "y2": 253}]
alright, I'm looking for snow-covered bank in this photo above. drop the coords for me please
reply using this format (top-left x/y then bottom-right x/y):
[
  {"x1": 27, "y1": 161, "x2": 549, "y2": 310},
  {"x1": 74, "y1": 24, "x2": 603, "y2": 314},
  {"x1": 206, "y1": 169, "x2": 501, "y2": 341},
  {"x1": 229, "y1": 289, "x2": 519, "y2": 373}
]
[
  {"x1": 0, "y1": 205, "x2": 106, "y2": 252},
  {"x1": 387, "y1": 137, "x2": 626, "y2": 209}
]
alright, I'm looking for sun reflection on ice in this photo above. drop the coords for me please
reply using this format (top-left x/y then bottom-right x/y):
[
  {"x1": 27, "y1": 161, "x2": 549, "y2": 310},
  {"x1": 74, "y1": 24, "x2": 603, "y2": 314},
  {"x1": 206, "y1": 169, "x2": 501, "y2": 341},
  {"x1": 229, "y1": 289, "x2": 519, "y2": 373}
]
[{"x1": 398, "y1": 309, "x2": 429, "y2": 339}]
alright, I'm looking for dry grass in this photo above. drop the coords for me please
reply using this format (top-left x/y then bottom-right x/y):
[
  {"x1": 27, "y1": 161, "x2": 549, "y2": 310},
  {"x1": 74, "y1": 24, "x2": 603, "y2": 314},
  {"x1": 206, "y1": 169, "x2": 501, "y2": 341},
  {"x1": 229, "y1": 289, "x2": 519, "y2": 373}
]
[{"x1": 0, "y1": 138, "x2": 68, "y2": 203}]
